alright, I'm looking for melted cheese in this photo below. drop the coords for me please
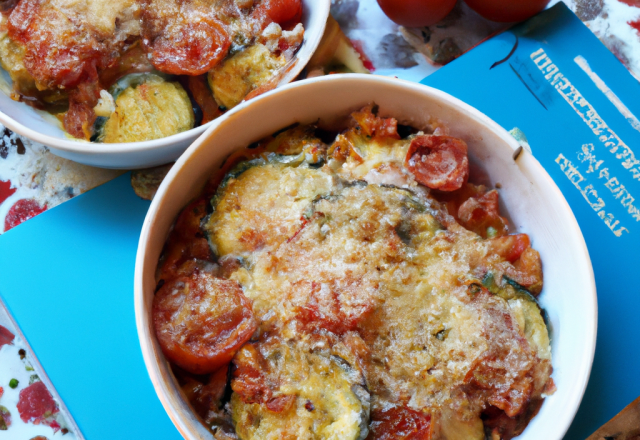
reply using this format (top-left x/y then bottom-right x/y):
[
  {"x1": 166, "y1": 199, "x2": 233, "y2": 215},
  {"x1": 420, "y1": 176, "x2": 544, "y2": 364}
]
[
  {"x1": 232, "y1": 341, "x2": 367, "y2": 440},
  {"x1": 204, "y1": 163, "x2": 334, "y2": 257},
  {"x1": 203, "y1": 127, "x2": 553, "y2": 438},
  {"x1": 50, "y1": 0, "x2": 139, "y2": 38}
]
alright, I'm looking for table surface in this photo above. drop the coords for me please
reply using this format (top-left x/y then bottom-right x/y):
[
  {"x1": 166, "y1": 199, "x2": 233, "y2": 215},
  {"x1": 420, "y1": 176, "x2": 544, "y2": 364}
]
[{"x1": 0, "y1": 0, "x2": 639, "y2": 438}]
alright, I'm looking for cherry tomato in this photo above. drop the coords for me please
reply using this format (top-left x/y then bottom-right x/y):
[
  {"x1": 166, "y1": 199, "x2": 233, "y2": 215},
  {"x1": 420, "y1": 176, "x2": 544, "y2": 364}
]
[
  {"x1": 457, "y1": 189, "x2": 509, "y2": 238},
  {"x1": 186, "y1": 76, "x2": 222, "y2": 125},
  {"x1": 231, "y1": 338, "x2": 297, "y2": 412},
  {"x1": 507, "y1": 247, "x2": 543, "y2": 295},
  {"x1": 158, "y1": 198, "x2": 212, "y2": 281},
  {"x1": 153, "y1": 272, "x2": 257, "y2": 374},
  {"x1": 141, "y1": 3, "x2": 230, "y2": 75},
  {"x1": 351, "y1": 105, "x2": 400, "y2": 139},
  {"x1": 463, "y1": 0, "x2": 550, "y2": 22},
  {"x1": 376, "y1": 0, "x2": 457, "y2": 28},
  {"x1": 486, "y1": 233, "x2": 530, "y2": 263},
  {"x1": 253, "y1": 0, "x2": 302, "y2": 30},
  {"x1": 368, "y1": 406, "x2": 432, "y2": 439},
  {"x1": 404, "y1": 135, "x2": 469, "y2": 191}
]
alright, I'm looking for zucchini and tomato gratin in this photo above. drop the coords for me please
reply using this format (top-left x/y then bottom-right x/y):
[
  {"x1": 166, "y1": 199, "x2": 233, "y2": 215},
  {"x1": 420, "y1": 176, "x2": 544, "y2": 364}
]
[
  {"x1": 153, "y1": 106, "x2": 555, "y2": 440},
  {"x1": 0, "y1": 0, "x2": 304, "y2": 142}
]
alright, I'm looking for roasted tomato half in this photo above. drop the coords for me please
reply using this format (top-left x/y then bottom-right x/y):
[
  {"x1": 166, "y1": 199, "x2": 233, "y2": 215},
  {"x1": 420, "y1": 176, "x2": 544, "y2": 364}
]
[
  {"x1": 153, "y1": 272, "x2": 257, "y2": 374},
  {"x1": 141, "y1": 0, "x2": 231, "y2": 76},
  {"x1": 405, "y1": 135, "x2": 469, "y2": 191},
  {"x1": 368, "y1": 406, "x2": 432, "y2": 440},
  {"x1": 253, "y1": 0, "x2": 303, "y2": 29}
]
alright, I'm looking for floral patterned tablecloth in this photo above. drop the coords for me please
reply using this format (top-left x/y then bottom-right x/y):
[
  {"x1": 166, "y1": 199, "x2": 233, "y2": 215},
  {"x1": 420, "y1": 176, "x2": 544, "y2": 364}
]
[{"x1": 0, "y1": 0, "x2": 638, "y2": 438}]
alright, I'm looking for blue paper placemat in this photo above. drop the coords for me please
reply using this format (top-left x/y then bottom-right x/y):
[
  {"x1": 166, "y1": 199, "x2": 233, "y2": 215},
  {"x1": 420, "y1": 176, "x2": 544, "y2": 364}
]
[
  {"x1": 0, "y1": 174, "x2": 181, "y2": 439},
  {"x1": 422, "y1": 3, "x2": 640, "y2": 438}
]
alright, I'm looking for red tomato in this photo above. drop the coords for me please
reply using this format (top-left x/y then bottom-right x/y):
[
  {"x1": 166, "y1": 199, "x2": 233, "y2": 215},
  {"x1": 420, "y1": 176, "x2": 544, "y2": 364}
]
[
  {"x1": 158, "y1": 198, "x2": 212, "y2": 281},
  {"x1": 253, "y1": 0, "x2": 302, "y2": 30},
  {"x1": 153, "y1": 272, "x2": 257, "y2": 374},
  {"x1": 230, "y1": 340, "x2": 296, "y2": 413},
  {"x1": 351, "y1": 105, "x2": 400, "y2": 139},
  {"x1": 486, "y1": 233, "x2": 530, "y2": 263},
  {"x1": 507, "y1": 247, "x2": 543, "y2": 295},
  {"x1": 186, "y1": 76, "x2": 222, "y2": 125},
  {"x1": 463, "y1": 0, "x2": 550, "y2": 22},
  {"x1": 377, "y1": 0, "x2": 457, "y2": 27},
  {"x1": 181, "y1": 366, "x2": 229, "y2": 419},
  {"x1": 368, "y1": 406, "x2": 432, "y2": 439},
  {"x1": 404, "y1": 135, "x2": 469, "y2": 191},
  {"x1": 457, "y1": 188, "x2": 509, "y2": 238},
  {"x1": 141, "y1": 2, "x2": 230, "y2": 75}
]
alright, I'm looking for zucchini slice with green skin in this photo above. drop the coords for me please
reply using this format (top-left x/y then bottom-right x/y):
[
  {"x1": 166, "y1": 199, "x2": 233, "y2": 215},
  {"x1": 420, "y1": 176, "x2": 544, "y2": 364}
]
[
  {"x1": 482, "y1": 272, "x2": 551, "y2": 360},
  {"x1": 93, "y1": 73, "x2": 194, "y2": 143},
  {"x1": 231, "y1": 339, "x2": 370, "y2": 440},
  {"x1": 201, "y1": 151, "x2": 334, "y2": 259},
  {"x1": 205, "y1": 124, "x2": 328, "y2": 217},
  {"x1": 208, "y1": 43, "x2": 286, "y2": 110},
  {"x1": 263, "y1": 125, "x2": 327, "y2": 168},
  {"x1": 108, "y1": 72, "x2": 171, "y2": 101}
]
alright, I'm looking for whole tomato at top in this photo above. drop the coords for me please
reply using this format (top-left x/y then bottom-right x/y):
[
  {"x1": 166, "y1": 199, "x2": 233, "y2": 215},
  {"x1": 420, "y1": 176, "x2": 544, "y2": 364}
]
[
  {"x1": 377, "y1": 0, "x2": 458, "y2": 27},
  {"x1": 463, "y1": 0, "x2": 551, "y2": 22}
]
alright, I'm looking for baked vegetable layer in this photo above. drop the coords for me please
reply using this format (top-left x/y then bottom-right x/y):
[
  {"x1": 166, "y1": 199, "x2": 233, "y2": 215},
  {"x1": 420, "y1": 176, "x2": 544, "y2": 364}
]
[{"x1": 154, "y1": 106, "x2": 553, "y2": 440}]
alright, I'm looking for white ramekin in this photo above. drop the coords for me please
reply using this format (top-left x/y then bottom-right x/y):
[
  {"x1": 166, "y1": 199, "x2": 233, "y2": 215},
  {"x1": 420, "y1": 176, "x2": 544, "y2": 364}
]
[
  {"x1": 135, "y1": 74, "x2": 597, "y2": 440},
  {"x1": 0, "y1": 0, "x2": 330, "y2": 169}
]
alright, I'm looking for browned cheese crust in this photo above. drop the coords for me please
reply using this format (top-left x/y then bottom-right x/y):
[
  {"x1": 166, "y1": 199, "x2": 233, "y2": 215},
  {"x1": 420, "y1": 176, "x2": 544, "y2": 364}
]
[{"x1": 158, "y1": 108, "x2": 553, "y2": 440}]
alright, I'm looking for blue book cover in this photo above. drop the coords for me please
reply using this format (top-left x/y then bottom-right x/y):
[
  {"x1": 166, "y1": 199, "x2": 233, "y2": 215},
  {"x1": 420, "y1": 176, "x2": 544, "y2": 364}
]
[
  {"x1": 0, "y1": 3, "x2": 638, "y2": 439},
  {"x1": 423, "y1": 3, "x2": 640, "y2": 438}
]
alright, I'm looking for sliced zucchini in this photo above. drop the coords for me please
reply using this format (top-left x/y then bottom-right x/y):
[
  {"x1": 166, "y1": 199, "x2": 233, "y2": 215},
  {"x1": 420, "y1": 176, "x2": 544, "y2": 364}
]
[
  {"x1": 259, "y1": 125, "x2": 327, "y2": 168},
  {"x1": 94, "y1": 73, "x2": 194, "y2": 143},
  {"x1": 208, "y1": 43, "x2": 286, "y2": 110},
  {"x1": 108, "y1": 72, "x2": 170, "y2": 101},
  {"x1": 0, "y1": 32, "x2": 34, "y2": 93},
  {"x1": 231, "y1": 339, "x2": 370, "y2": 440},
  {"x1": 483, "y1": 273, "x2": 551, "y2": 361},
  {"x1": 0, "y1": 32, "x2": 67, "y2": 108},
  {"x1": 202, "y1": 156, "x2": 334, "y2": 258},
  {"x1": 507, "y1": 295, "x2": 551, "y2": 361}
]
